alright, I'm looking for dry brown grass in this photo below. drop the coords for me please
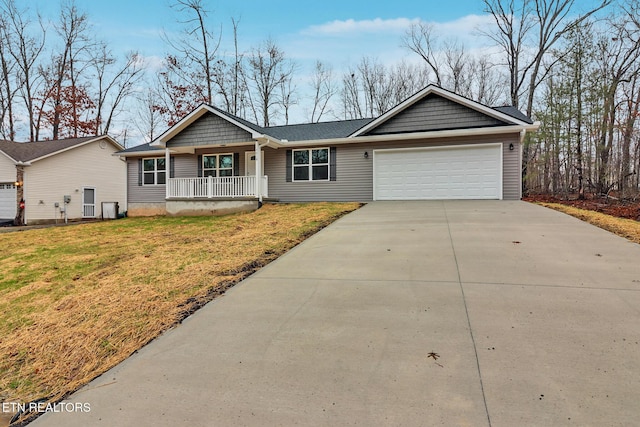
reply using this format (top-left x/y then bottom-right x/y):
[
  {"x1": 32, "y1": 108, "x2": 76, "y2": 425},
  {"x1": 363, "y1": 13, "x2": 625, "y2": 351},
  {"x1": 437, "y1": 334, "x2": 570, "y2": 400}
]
[
  {"x1": 0, "y1": 202, "x2": 360, "y2": 408},
  {"x1": 538, "y1": 202, "x2": 640, "y2": 244}
]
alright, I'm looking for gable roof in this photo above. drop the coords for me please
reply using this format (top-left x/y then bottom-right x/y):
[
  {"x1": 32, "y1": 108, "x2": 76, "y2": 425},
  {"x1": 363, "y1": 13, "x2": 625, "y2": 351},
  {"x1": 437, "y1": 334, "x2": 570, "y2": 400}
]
[
  {"x1": 350, "y1": 85, "x2": 535, "y2": 137},
  {"x1": 134, "y1": 85, "x2": 537, "y2": 156},
  {"x1": 152, "y1": 104, "x2": 268, "y2": 147},
  {"x1": 0, "y1": 136, "x2": 123, "y2": 164}
]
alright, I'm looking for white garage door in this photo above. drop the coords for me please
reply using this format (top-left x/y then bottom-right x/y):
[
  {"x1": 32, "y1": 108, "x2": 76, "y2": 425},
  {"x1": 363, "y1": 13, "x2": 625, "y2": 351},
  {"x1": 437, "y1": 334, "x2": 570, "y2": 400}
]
[
  {"x1": 0, "y1": 183, "x2": 16, "y2": 218},
  {"x1": 373, "y1": 144, "x2": 502, "y2": 200}
]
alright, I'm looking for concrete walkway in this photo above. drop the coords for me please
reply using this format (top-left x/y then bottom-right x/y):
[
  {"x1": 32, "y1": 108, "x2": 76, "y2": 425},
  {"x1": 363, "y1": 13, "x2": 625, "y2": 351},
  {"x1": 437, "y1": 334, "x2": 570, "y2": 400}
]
[{"x1": 30, "y1": 201, "x2": 640, "y2": 426}]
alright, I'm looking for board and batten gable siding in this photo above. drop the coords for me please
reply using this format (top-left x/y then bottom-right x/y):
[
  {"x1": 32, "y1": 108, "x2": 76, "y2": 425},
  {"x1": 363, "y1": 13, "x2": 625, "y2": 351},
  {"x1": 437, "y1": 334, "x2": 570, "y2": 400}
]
[
  {"x1": 267, "y1": 133, "x2": 522, "y2": 202},
  {"x1": 0, "y1": 151, "x2": 15, "y2": 182},
  {"x1": 25, "y1": 140, "x2": 126, "y2": 222},
  {"x1": 366, "y1": 94, "x2": 506, "y2": 135},
  {"x1": 167, "y1": 113, "x2": 254, "y2": 148}
]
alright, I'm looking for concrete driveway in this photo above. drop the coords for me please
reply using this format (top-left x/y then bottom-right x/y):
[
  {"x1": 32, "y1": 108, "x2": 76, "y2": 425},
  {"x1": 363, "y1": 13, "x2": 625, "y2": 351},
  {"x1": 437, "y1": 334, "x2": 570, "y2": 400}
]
[{"x1": 30, "y1": 201, "x2": 640, "y2": 426}]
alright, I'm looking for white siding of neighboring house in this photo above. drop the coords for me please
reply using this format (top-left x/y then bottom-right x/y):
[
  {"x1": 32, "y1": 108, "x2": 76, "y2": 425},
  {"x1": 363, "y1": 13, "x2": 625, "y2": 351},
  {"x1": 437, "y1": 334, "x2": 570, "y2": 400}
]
[
  {"x1": 0, "y1": 151, "x2": 16, "y2": 182},
  {"x1": 24, "y1": 139, "x2": 126, "y2": 223},
  {"x1": 0, "y1": 152, "x2": 17, "y2": 219}
]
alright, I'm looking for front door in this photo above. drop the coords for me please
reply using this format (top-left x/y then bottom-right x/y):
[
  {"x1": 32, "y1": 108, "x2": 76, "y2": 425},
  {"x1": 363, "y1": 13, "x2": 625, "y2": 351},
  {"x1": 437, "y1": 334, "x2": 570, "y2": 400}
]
[
  {"x1": 82, "y1": 187, "x2": 96, "y2": 218},
  {"x1": 245, "y1": 151, "x2": 268, "y2": 197},
  {"x1": 245, "y1": 151, "x2": 264, "y2": 176}
]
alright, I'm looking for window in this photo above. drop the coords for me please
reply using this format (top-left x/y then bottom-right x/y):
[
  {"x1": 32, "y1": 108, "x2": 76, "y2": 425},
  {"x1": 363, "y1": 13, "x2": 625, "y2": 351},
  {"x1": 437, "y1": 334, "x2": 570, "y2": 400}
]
[
  {"x1": 143, "y1": 158, "x2": 166, "y2": 185},
  {"x1": 203, "y1": 154, "x2": 234, "y2": 177},
  {"x1": 292, "y1": 148, "x2": 329, "y2": 181}
]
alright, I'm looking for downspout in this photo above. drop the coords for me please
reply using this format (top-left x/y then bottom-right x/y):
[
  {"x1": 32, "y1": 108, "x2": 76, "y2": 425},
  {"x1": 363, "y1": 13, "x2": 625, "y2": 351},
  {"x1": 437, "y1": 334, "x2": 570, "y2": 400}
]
[{"x1": 519, "y1": 129, "x2": 527, "y2": 200}]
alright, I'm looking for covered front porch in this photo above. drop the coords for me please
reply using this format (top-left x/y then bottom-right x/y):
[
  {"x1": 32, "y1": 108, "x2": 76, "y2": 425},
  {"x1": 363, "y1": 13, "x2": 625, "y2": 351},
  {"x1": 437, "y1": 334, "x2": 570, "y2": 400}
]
[{"x1": 166, "y1": 175, "x2": 269, "y2": 199}]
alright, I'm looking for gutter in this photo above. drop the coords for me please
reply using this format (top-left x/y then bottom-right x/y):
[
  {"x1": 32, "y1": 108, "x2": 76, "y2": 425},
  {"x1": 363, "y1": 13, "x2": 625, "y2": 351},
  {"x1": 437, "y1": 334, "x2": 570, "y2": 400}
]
[{"x1": 277, "y1": 124, "x2": 541, "y2": 148}]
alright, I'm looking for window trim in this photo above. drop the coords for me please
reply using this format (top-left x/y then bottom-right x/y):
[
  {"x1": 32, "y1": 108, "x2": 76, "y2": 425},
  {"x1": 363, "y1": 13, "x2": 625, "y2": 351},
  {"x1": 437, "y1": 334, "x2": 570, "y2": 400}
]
[
  {"x1": 142, "y1": 157, "x2": 166, "y2": 186},
  {"x1": 291, "y1": 147, "x2": 330, "y2": 182},
  {"x1": 202, "y1": 153, "x2": 235, "y2": 177}
]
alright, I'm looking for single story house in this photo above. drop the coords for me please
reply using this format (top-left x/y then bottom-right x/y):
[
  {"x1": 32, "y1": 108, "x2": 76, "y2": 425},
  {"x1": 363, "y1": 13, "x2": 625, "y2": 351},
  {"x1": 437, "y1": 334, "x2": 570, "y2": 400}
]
[
  {"x1": 118, "y1": 85, "x2": 539, "y2": 216},
  {"x1": 0, "y1": 135, "x2": 126, "y2": 225}
]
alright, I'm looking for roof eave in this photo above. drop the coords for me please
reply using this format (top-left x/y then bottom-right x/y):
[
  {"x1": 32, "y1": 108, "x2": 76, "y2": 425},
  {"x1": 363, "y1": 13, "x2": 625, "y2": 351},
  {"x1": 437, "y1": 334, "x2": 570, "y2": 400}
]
[
  {"x1": 0, "y1": 149, "x2": 18, "y2": 164},
  {"x1": 282, "y1": 124, "x2": 539, "y2": 147},
  {"x1": 152, "y1": 105, "x2": 271, "y2": 147},
  {"x1": 29, "y1": 135, "x2": 123, "y2": 163}
]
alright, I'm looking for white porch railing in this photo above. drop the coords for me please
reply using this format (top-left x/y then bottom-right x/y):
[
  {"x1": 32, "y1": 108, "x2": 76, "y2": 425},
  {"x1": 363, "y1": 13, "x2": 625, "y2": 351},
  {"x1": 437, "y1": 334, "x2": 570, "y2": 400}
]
[{"x1": 167, "y1": 176, "x2": 268, "y2": 199}]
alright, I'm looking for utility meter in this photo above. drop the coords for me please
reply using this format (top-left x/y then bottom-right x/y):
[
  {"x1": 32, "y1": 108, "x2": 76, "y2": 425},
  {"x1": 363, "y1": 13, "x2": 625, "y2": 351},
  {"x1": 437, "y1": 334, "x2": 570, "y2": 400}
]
[{"x1": 64, "y1": 195, "x2": 71, "y2": 204}]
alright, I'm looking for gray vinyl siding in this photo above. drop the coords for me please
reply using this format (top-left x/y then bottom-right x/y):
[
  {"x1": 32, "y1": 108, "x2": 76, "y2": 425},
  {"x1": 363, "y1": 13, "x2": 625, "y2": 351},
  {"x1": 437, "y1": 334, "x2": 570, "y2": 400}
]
[
  {"x1": 501, "y1": 135, "x2": 522, "y2": 200},
  {"x1": 127, "y1": 159, "x2": 165, "y2": 203},
  {"x1": 127, "y1": 149, "x2": 255, "y2": 204},
  {"x1": 126, "y1": 155, "x2": 195, "y2": 203},
  {"x1": 367, "y1": 94, "x2": 506, "y2": 135},
  {"x1": 127, "y1": 134, "x2": 522, "y2": 203},
  {"x1": 168, "y1": 113, "x2": 253, "y2": 148},
  {"x1": 268, "y1": 133, "x2": 522, "y2": 202}
]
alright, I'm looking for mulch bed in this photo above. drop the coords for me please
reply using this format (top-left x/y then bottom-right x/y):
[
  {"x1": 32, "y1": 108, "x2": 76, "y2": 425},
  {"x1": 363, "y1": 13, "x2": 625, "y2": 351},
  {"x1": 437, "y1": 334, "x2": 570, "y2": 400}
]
[{"x1": 524, "y1": 194, "x2": 640, "y2": 221}]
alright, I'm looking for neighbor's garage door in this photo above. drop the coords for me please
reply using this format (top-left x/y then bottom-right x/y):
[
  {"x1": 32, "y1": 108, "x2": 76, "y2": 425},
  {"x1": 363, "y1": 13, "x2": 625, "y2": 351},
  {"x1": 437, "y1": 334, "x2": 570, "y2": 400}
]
[
  {"x1": 373, "y1": 144, "x2": 502, "y2": 200},
  {"x1": 0, "y1": 183, "x2": 16, "y2": 218}
]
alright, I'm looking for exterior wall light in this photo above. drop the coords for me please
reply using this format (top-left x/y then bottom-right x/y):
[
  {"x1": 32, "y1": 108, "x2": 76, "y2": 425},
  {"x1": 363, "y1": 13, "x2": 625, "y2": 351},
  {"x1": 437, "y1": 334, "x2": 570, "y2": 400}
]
[
  {"x1": 509, "y1": 143, "x2": 514, "y2": 151},
  {"x1": 364, "y1": 151, "x2": 369, "y2": 159}
]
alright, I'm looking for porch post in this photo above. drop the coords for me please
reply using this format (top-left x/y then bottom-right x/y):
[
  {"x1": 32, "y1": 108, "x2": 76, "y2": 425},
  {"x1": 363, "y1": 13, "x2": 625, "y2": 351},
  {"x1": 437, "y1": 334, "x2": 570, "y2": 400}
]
[
  {"x1": 165, "y1": 147, "x2": 170, "y2": 199},
  {"x1": 254, "y1": 140, "x2": 263, "y2": 202}
]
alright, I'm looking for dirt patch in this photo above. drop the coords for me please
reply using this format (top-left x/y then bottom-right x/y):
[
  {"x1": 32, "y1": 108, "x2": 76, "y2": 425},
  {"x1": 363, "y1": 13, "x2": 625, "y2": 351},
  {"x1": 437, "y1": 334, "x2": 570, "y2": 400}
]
[{"x1": 525, "y1": 195, "x2": 640, "y2": 221}]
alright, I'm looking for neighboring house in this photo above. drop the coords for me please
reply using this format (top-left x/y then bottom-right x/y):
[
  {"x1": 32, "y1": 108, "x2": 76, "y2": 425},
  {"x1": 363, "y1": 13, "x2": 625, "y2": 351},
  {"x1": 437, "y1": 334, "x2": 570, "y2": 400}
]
[
  {"x1": 118, "y1": 85, "x2": 540, "y2": 216},
  {"x1": 0, "y1": 135, "x2": 126, "y2": 225}
]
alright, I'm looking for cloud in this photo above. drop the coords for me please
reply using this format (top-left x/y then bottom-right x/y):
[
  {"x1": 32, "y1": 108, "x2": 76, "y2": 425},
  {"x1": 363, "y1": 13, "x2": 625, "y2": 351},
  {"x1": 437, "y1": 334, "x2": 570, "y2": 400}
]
[
  {"x1": 304, "y1": 17, "x2": 421, "y2": 36},
  {"x1": 430, "y1": 14, "x2": 496, "y2": 39},
  {"x1": 302, "y1": 14, "x2": 496, "y2": 42}
]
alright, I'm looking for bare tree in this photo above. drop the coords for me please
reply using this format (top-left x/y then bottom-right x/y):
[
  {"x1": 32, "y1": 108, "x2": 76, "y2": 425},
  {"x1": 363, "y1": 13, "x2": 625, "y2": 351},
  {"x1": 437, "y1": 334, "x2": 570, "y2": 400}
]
[
  {"x1": 403, "y1": 22, "x2": 443, "y2": 86},
  {"x1": 308, "y1": 60, "x2": 336, "y2": 123},
  {"x1": 481, "y1": 0, "x2": 613, "y2": 195},
  {"x1": 0, "y1": 10, "x2": 17, "y2": 140},
  {"x1": 92, "y1": 46, "x2": 144, "y2": 135},
  {"x1": 340, "y1": 57, "x2": 430, "y2": 120},
  {"x1": 340, "y1": 69, "x2": 363, "y2": 119},
  {"x1": 403, "y1": 24, "x2": 503, "y2": 103},
  {"x1": 165, "y1": 0, "x2": 220, "y2": 105},
  {"x1": 135, "y1": 88, "x2": 163, "y2": 144},
  {"x1": 212, "y1": 17, "x2": 247, "y2": 116},
  {"x1": 2, "y1": 0, "x2": 46, "y2": 142},
  {"x1": 592, "y1": 7, "x2": 640, "y2": 195},
  {"x1": 244, "y1": 38, "x2": 295, "y2": 126},
  {"x1": 44, "y1": 1, "x2": 92, "y2": 139}
]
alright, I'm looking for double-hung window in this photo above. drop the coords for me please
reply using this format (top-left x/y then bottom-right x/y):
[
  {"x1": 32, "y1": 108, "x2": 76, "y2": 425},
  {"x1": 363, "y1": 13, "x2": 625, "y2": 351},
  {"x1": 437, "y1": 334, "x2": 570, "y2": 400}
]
[
  {"x1": 293, "y1": 148, "x2": 329, "y2": 181},
  {"x1": 203, "y1": 154, "x2": 234, "y2": 177},
  {"x1": 142, "y1": 158, "x2": 166, "y2": 185}
]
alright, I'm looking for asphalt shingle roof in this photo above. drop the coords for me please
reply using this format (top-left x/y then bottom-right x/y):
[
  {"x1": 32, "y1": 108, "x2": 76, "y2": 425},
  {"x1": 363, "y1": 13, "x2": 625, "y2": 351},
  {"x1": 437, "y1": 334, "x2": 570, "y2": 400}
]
[
  {"x1": 493, "y1": 106, "x2": 534, "y2": 124},
  {"x1": 264, "y1": 118, "x2": 374, "y2": 141},
  {"x1": 118, "y1": 142, "x2": 163, "y2": 154},
  {"x1": 0, "y1": 136, "x2": 98, "y2": 162}
]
